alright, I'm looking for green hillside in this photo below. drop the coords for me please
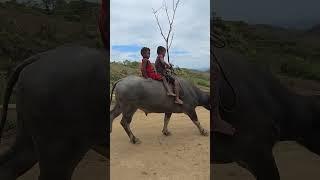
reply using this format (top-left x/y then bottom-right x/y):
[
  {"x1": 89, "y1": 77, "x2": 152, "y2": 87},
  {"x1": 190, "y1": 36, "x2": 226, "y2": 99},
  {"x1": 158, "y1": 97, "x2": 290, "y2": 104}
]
[
  {"x1": 0, "y1": 0, "x2": 103, "y2": 103},
  {"x1": 110, "y1": 60, "x2": 210, "y2": 91},
  {"x1": 214, "y1": 17, "x2": 320, "y2": 81},
  {"x1": 0, "y1": 0, "x2": 103, "y2": 72}
]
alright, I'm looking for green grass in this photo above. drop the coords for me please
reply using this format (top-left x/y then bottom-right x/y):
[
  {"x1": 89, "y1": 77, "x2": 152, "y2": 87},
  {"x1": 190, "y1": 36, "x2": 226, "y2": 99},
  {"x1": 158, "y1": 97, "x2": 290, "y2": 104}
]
[{"x1": 110, "y1": 61, "x2": 210, "y2": 91}]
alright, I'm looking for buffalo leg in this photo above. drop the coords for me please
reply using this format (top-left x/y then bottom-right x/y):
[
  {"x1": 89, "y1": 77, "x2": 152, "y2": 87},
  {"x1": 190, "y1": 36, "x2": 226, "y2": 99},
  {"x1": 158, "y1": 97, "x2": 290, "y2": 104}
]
[
  {"x1": 119, "y1": 108, "x2": 140, "y2": 144},
  {"x1": 0, "y1": 135, "x2": 37, "y2": 180},
  {"x1": 35, "y1": 137, "x2": 90, "y2": 180},
  {"x1": 186, "y1": 109, "x2": 209, "y2": 136},
  {"x1": 110, "y1": 102, "x2": 122, "y2": 132},
  {"x1": 162, "y1": 113, "x2": 172, "y2": 136},
  {"x1": 0, "y1": 105, "x2": 38, "y2": 180},
  {"x1": 110, "y1": 102, "x2": 122, "y2": 120},
  {"x1": 240, "y1": 149, "x2": 280, "y2": 180}
]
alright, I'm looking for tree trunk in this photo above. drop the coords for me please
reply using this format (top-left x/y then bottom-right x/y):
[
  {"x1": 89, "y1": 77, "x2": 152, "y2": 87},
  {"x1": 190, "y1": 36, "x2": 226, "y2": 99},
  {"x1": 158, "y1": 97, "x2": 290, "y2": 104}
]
[{"x1": 166, "y1": 44, "x2": 170, "y2": 64}]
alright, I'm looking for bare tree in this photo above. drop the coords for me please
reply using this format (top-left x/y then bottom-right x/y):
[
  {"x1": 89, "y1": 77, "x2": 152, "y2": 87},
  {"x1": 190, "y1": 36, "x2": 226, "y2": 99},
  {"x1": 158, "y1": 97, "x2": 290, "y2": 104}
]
[{"x1": 152, "y1": 0, "x2": 181, "y2": 64}]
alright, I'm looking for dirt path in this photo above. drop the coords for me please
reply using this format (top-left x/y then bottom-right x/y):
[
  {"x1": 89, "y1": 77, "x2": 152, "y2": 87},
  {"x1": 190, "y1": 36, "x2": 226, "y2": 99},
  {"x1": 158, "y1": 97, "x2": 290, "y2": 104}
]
[
  {"x1": 4, "y1": 104, "x2": 320, "y2": 180},
  {"x1": 0, "y1": 107, "x2": 209, "y2": 180},
  {"x1": 111, "y1": 107, "x2": 210, "y2": 180},
  {"x1": 212, "y1": 141, "x2": 320, "y2": 180}
]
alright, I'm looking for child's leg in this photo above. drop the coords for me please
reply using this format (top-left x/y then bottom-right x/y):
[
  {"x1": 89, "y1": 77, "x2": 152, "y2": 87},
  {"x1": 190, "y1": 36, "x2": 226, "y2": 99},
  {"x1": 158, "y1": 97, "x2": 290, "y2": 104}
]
[
  {"x1": 173, "y1": 79, "x2": 183, "y2": 104},
  {"x1": 162, "y1": 77, "x2": 176, "y2": 96}
]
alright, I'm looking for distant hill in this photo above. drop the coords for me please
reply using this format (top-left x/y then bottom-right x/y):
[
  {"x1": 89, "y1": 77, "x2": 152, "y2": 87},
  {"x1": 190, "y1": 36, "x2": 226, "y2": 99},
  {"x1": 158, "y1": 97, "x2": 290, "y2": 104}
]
[
  {"x1": 308, "y1": 24, "x2": 320, "y2": 34},
  {"x1": 191, "y1": 67, "x2": 210, "y2": 72},
  {"x1": 110, "y1": 61, "x2": 210, "y2": 91}
]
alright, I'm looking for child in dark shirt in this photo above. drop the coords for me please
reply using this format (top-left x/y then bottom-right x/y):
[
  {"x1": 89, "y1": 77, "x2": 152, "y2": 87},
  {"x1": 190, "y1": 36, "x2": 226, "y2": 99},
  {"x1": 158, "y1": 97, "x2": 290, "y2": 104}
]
[{"x1": 155, "y1": 46, "x2": 183, "y2": 105}]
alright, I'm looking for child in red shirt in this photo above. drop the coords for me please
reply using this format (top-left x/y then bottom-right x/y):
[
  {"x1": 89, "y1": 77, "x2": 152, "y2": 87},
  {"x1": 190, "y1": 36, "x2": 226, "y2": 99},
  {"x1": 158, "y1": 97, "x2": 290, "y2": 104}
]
[{"x1": 140, "y1": 47, "x2": 176, "y2": 96}]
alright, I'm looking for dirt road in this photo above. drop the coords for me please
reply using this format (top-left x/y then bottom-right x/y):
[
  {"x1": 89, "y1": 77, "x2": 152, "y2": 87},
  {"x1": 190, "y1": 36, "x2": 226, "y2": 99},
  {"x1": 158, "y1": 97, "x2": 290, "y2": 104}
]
[
  {"x1": 213, "y1": 141, "x2": 320, "y2": 180},
  {"x1": 111, "y1": 107, "x2": 210, "y2": 180},
  {"x1": 5, "y1": 105, "x2": 320, "y2": 180},
  {"x1": 2, "y1": 107, "x2": 209, "y2": 180}
]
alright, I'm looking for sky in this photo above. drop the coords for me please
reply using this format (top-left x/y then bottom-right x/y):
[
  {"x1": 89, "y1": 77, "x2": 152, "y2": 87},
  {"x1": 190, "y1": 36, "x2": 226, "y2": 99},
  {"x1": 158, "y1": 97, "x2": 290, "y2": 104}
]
[
  {"x1": 213, "y1": 0, "x2": 320, "y2": 29},
  {"x1": 111, "y1": 0, "x2": 210, "y2": 70}
]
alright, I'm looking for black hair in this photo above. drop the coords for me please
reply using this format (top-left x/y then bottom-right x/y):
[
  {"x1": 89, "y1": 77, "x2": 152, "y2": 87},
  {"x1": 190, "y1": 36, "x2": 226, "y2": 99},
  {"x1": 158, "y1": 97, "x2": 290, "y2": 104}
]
[
  {"x1": 140, "y1": 47, "x2": 150, "y2": 56},
  {"x1": 157, "y1": 46, "x2": 166, "y2": 54}
]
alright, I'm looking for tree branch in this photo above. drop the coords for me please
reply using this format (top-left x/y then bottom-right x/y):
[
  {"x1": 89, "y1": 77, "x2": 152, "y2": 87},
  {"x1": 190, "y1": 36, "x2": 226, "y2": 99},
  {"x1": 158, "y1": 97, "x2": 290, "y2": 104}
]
[
  {"x1": 169, "y1": 32, "x2": 174, "y2": 49},
  {"x1": 153, "y1": 5, "x2": 164, "y2": 14},
  {"x1": 152, "y1": 0, "x2": 181, "y2": 64},
  {"x1": 172, "y1": 0, "x2": 175, "y2": 12},
  {"x1": 167, "y1": 0, "x2": 180, "y2": 41},
  {"x1": 164, "y1": 1, "x2": 171, "y2": 27},
  {"x1": 171, "y1": 0, "x2": 180, "y2": 26},
  {"x1": 152, "y1": 8, "x2": 166, "y2": 41}
]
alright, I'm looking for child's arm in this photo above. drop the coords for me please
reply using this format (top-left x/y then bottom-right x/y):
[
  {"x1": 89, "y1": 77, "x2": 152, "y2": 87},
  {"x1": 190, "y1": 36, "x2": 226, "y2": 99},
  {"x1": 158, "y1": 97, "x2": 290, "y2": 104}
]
[
  {"x1": 141, "y1": 59, "x2": 148, "y2": 78},
  {"x1": 159, "y1": 56, "x2": 170, "y2": 68}
]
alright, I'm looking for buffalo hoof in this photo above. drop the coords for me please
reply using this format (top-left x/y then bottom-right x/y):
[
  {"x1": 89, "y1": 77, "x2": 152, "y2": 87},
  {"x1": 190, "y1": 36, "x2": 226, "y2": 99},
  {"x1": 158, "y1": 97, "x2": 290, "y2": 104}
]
[
  {"x1": 162, "y1": 130, "x2": 172, "y2": 136},
  {"x1": 130, "y1": 137, "x2": 141, "y2": 144},
  {"x1": 201, "y1": 129, "x2": 209, "y2": 136}
]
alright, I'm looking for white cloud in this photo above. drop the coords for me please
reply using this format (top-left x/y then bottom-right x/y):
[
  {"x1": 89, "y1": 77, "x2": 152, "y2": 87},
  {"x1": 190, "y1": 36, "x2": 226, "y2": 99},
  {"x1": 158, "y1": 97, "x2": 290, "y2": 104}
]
[{"x1": 111, "y1": 0, "x2": 210, "y2": 70}]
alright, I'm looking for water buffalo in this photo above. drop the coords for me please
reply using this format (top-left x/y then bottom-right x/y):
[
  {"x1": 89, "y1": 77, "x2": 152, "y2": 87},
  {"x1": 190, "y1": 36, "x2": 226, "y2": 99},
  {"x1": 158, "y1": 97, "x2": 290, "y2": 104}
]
[
  {"x1": 0, "y1": 45, "x2": 109, "y2": 180},
  {"x1": 212, "y1": 48, "x2": 320, "y2": 180},
  {"x1": 110, "y1": 76, "x2": 210, "y2": 144}
]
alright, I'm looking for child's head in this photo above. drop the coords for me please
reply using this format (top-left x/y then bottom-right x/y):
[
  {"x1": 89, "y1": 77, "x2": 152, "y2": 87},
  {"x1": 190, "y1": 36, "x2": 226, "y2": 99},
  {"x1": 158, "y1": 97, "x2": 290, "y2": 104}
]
[
  {"x1": 157, "y1": 46, "x2": 166, "y2": 56},
  {"x1": 140, "y1": 47, "x2": 150, "y2": 59}
]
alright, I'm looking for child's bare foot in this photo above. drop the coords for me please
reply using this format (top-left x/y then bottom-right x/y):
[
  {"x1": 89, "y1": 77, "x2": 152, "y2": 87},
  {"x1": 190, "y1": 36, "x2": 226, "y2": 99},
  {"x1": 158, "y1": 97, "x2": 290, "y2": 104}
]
[
  {"x1": 167, "y1": 92, "x2": 176, "y2": 96},
  {"x1": 174, "y1": 98, "x2": 183, "y2": 105}
]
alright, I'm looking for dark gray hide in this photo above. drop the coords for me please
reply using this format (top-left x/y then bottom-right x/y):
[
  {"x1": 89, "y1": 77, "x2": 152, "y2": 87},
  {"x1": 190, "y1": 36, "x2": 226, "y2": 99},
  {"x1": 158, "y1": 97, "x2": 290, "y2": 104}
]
[
  {"x1": 110, "y1": 76, "x2": 210, "y2": 144},
  {"x1": 212, "y1": 48, "x2": 320, "y2": 180},
  {"x1": 0, "y1": 45, "x2": 109, "y2": 180}
]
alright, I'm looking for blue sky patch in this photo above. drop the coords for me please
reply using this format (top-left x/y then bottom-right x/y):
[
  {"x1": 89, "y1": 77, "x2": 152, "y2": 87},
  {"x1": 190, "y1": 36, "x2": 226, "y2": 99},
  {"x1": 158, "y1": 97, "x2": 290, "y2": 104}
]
[
  {"x1": 113, "y1": 44, "x2": 189, "y2": 55},
  {"x1": 110, "y1": 0, "x2": 210, "y2": 70},
  {"x1": 112, "y1": 44, "x2": 141, "y2": 52},
  {"x1": 171, "y1": 50, "x2": 189, "y2": 55}
]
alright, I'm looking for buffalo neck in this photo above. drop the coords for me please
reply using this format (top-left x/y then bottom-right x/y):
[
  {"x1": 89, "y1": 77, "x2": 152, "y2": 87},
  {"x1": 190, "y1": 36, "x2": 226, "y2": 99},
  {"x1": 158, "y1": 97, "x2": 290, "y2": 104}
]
[{"x1": 194, "y1": 87, "x2": 210, "y2": 109}]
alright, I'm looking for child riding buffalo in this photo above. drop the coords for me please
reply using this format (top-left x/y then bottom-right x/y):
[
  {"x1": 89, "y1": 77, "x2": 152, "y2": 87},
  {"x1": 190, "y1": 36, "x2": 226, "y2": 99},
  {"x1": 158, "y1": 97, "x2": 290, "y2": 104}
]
[
  {"x1": 140, "y1": 47, "x2": 176, "y2": 97},
  {"x1": 155, "y1": 46, "x2": 183, "y2": 105}
]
